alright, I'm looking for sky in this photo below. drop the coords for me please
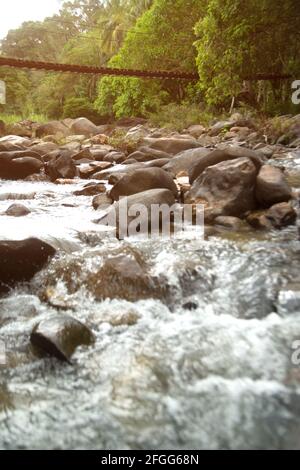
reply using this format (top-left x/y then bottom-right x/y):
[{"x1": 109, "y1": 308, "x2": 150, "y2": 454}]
[{"x1": 0, "y1": 0, "x2": 62, "y2": 39}]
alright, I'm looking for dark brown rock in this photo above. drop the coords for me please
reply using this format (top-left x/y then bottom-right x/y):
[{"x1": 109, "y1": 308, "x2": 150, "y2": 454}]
[
  {"x1": 0, "y1": 153, "x2": 43, "y2": 180},
  {"x1": 74, "y1": 183, "x2": 106, "y2": 196},
  {"x1": 163, "y1": 148, "x2": 211, "y2": 177},
  {"x1": 255, "y1": 165, "x2": 292, "y2": 207},
  {"x1": 185, "y1": 157, "x2": 257, "y2": 218},
  {"x1": 110, "y1": 167, "x2": 178, "y2": 201},
  {"x1": 31, "y1": 315, "x2": 95, "y2": 362},
  {"x1": 70, "y1": 117, "x2": 99, "y2": 136},
  {"x1": 36, "y1": 121, "x2": 71, "y2": 138},
  {"x1": 0, "y1": 238, "x2": 56, "y2": 293},
  {"x1": 189, "y1": 146, "x2": 263, "y2": 183},
  {"x1": 143, "y1": 137, "x2": 200, "y2": 155},
  {"x1": 92, "y1": 193, "x2": 113, "y2": 210},
  {"x1": 45, "y1": 151, "x2": 77, "y2": 181},
  {"x1": 97, "y1": 188, "x2": 176, "y2": 237}
]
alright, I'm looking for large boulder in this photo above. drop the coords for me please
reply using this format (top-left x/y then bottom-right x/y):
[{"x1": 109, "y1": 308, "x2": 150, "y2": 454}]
[
  {"x1": 0, "y1": 238, "x2": 56, "y2": 293},
  {"x1": 85, "y1": 248, "x2": 168, "y2": 302},
  {"x1": 103, "y1": 151, "x2": 126, "y2": 164},
  {"x1": 185, "y1": 157, "x2": 257, "y2": 218},
  {"x1": 0, "y1": 153, "x2": 43, "y2": 180},
  {"x1": 45, "y1": 150, "x2": 77, "y2": 181},
  {"x1": 142, "y1": 137, "x2": 200, "y2": 155},
  {"x1": 0, "y1": 135, "x2": 31, "y2": 149},
  {"x1": 31, "y1": 315, "x2": 95, "y2": 362},
  {"x1": 29, "y1": 142, "x2": 58, "y2": 156},
  {"x1": 163, "y1": 148, "x2": 211, "y2": 177},
  {"x1": 97, "y1": 188, "x2": 176, "y2": 238},
  {"x1": 255, "y1": 165, "x2": 292, "y2": 207},
  {"x1": 110, "y1": 167, "x2": 178, "y2": 201},
  {"x1": 189, "y1": 146, "x2": 263, "y2": 183},
  {"x1": 0, "y1": 150, "x2": 42, "y2": 162},
  {"x1": 35, "y1": 121, "x2": 71, "y2": 138},
  {"x1": 70, "y1": 117, "x2": 100, "y2": 136}
]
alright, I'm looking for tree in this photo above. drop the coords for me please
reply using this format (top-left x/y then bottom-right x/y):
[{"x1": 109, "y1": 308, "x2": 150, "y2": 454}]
[
  {"x1": 95, "y1": 0, "x2": 204, "y2": 117},
  {"x1": 195, "y1": 0, "x2": 300, "y2": 111}
]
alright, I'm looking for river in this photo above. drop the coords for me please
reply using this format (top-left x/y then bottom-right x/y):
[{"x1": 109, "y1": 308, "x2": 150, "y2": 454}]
[{"x1": 0, "y1": 150, "x2": 300, "y2": 449}]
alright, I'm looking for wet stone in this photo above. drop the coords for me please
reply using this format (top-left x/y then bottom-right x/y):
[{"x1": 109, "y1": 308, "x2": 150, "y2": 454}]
[
  {"x1": 30, "y1": 315, "x2": 95, "y2": 362},
  {"x1": 5, "y1": 203, "x2": 31, "y2": 217}
]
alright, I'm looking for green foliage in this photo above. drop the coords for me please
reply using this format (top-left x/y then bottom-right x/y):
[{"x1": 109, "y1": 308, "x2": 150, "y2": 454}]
[
  {"x1": 148, "y1": 103, "x2": 214, "y2": 130},
  {"x1": 195, "y1": 0, "x2": 300, "y2": 111},
  {"x1": 62, "y1": 96, "x2": 105, "y2": 122},
  {"x1": 0, "y1": 0, "x2": 299, "y2": 121},
  {"x1": 95, "y1": 0, "x2": 204, "y2": 118},
  {"x1": 0, "y1": 112, "x2": 47, "y2": 124},
  {"x1": 0, "y1": 68, "x2": 31, "y2": 115}
]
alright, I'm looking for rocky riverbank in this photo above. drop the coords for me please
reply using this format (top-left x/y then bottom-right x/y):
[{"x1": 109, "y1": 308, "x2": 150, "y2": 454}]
[{"x1": 0, "y1": 114, "x2": 300, "y2": 449}]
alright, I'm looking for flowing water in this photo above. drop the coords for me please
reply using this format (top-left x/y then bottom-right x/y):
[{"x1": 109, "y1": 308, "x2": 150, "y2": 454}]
[{"x1": 1, "y1": 153, "x2": 300, "y2": 449}]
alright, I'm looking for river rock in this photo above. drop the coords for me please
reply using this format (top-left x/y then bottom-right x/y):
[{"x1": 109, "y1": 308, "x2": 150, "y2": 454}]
[
  {"x1": 110, "y1": 167, "x2": 178, "y2": 201},
  {"x1": 97, "y1": 188, "x2": 176, "y2": 237},
  {"x1": 0, "y1": 135, "x2": 31, "y2": 149},
  {"x1": 208, "y1": 121, "x2": 233, "y2": 136},
  {"x1": 90, "y1": 145, "x2": 114, "y2": 161},
  {"x1": 70, "y1": 118, "x2": 100, "y2": 136},
  {"x1": 0, "y1": 238, "x2": 56, "y2": 293},
  {"x1": 36, "y1": 121, "x2": 71, "y2": 138},
  {"x1": 103, "y1": 151, "x2": 126, "y2": 164},
  {"x1": 214, "y1": 216, "x2": 245, "y2": 231},
  {"x1": 9, "y1": 122, "x2": 32, "y2": 137},
  {"x1": 189, "y1": 146, "x2": 263, "y2": 183},
  {"x1": 85, "y1": 247, "x2": 169, "y2": 302},
  {"x1": 126, "y1": 146, "x2": 170, "y2": 163},
  {"x1": 78, "y1": 162, "x2": 112, "y2": 178},
  {"x1": 163, "y1": 148, "x2": 211, "y2": 177},
  {"x1": 45, "y1": 151, "x2": 77, "y2": 180},
  {"x1": 30, "y1": 315, "x2": 95, "y2": 362},
  {"x1": 186, "y1": 124, "x2": 206, "y2": 138},
  {"x1": 5, "y1": 203, "x2": 31, "y2": 217},
  {"x1": 265, "y1": 202, "x2": 297, "y2": 229},
  {"x1": 0, "y1": 155, "x2": 43, "y2": 180},
  {"x1": 30, "y1": 142, "x2": 58, "y2": 156},
  {"x1": 255, "y1": 165, "x2": 292, "y2": 207},
  {"x1": 92, "y1": 193, "x2": 113, "y2": 210},
  {"x1": 74, "y1": 183, "x2": 106, "y2": 196},
  {"x1": 247, "y1": 203, "x2": 296, "y2": 230},
  {"x1": 72, "y1": 148, "x2": 94, "y2": 161},
  {"x1": 142, "y1": 137, "x2": 200, "y2": 155},
  {"x1": 93, "y1": 163, "x2": 143, "y2": 181},
  {"x1": 185, "y1": 157, "x2": 257, "y2": 218},
  {"x1": 144, "y1": 158, "x2": 171, "y2": 168}
]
